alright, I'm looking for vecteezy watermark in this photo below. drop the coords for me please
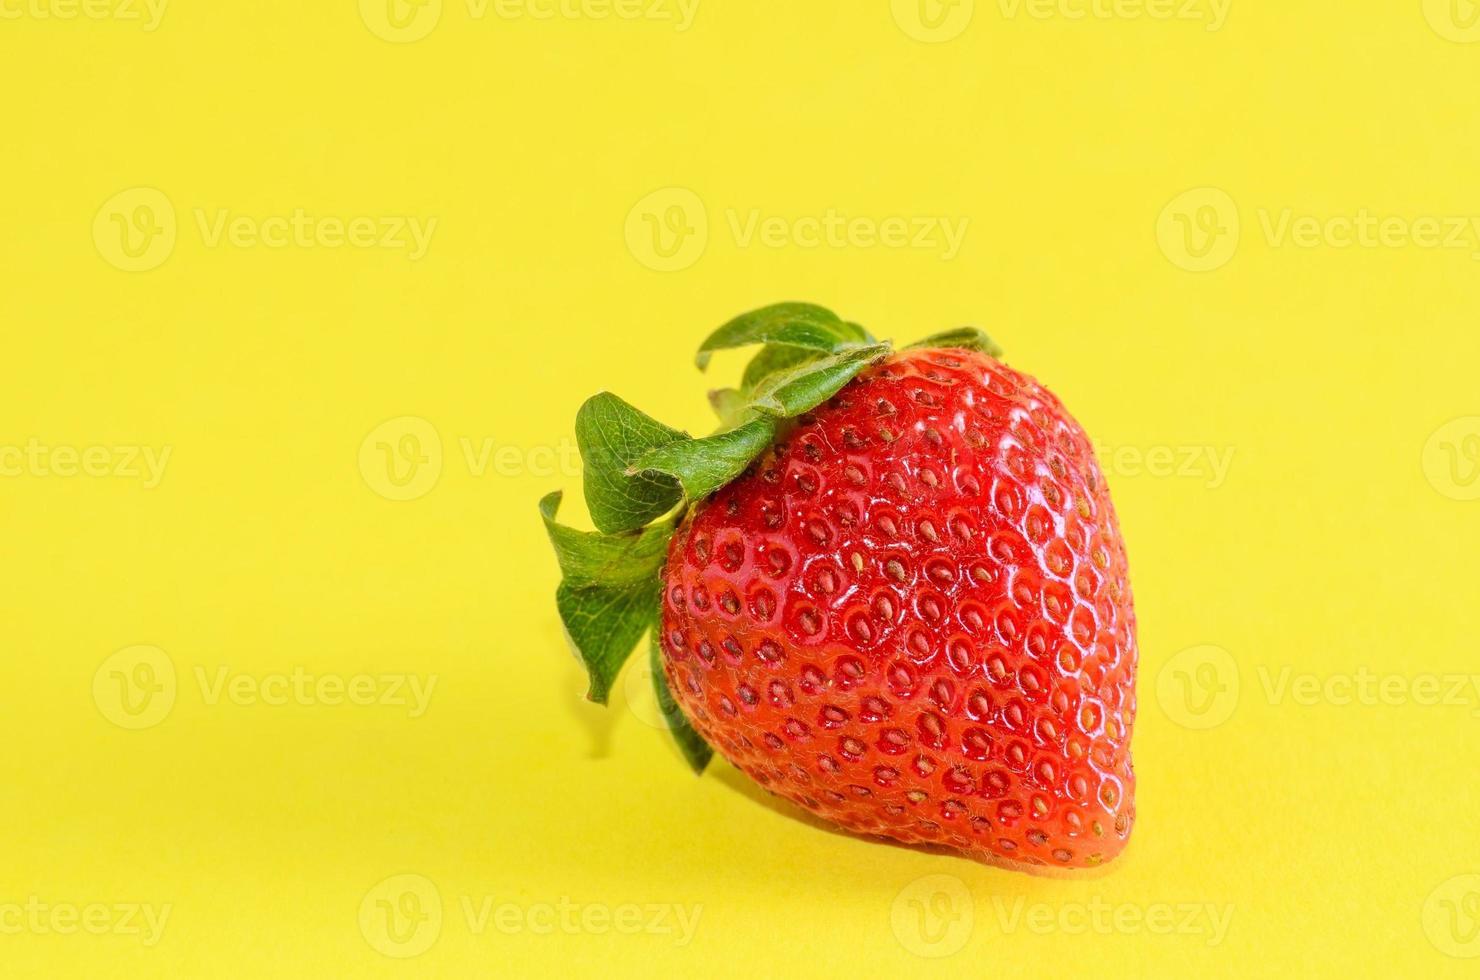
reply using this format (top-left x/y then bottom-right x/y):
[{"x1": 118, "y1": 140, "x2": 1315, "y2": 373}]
[
  {"x1": 724, "y1": 209, "x2": 969, "y2": 259},
  {"x1": 989, "y1": 896, "x2": 1234, "y2": 946},
  {"x1": 93, "y1": 188, "x2": 437, "y2": 272},
  {"x1": 194, "y1": 666, "x2": 437, "y2": 717},
  {"x1": 624, "y1": 188, "x2": 708, "y2": 272},
  {"x1": 1424, "y1": 874, "x2": 1480, "y2": 958},
  {"x1": 358, "y1": 416, "x2": 582, "y2": 502},
  {"x1": 1158, "y1": 187, "x2": 1480, "y2": 271},
  {"x1": 1423, "y1": 0, "x2": 1480, "y2": 43},
  {"x1": 0, "y1": 898, "x2": 172, "y2": 947},
  {"x1": 1422, "y1": 417, "x2": 1480, "y2": 502},
  {"x1": 0, "y1": 0, "x2": 168, "y2": 30},
  {"x1": 1157, "y1": 645, "x2": 1241, "y2": 730},
  {"x1": 995, "y1": 0, "x2": 1231, "y2": 31},
  {"x1": 624, "y1": 187, "x2": 969, "y2": 272},
  {"x1": 459, "y1": 895, "x2": 702, "y2": 944},
  {"x1": 360, "y1": 875, "x2": 442, "y2": 958},
  {"x1": 891, "y1": 874, "x2": 974, "y2": 957},
  {"x1": 92, "y1": 646, "x2": 438, "y2": 730},
  {"x1": 891, "y1": 0, "x2": 1230, "y2": 42},
  {"x1": 1257, "y1": 208, "x2": 1480, "y2": 258},
  {"x1": 93, "y1": 188, "x2": 176, "y2": 272},
  {"x1": 93, "y1": 646, "x2": 177, "y2": 730},
  {"x1": 360, "y1": 417, "x2": 443, "y2": 502},
  {"x1": 621, "y1": 651, "x2": 668, "y2": 732},
  {"x1": 0, "y1": 439, "x2": 171, "y2": 488},
  {"x1": 1156, "y1": 187, "x2": 1240, "y2": 272},
  {"x1": 1094, "y1": 442, "x2": 1235, "y2": 489},
  {"x1": 1158, "y1": 644, "x2": 1480, "y2": 731},
  {"x1": 891, "y1": 0, "x2": 977, "y2": 43},
  {"x1": 458, "y1": 436, "x2": 580, "y2": 479},
  {"x1": 359, "y1": 0, "x2": 700, "y2": 43},
  {"x1": 1259, "y1": 667, "x2": 1480, "y2": 715},
  {"x1": 359, "y1": 874, "x2": 703, "y2": 958}
]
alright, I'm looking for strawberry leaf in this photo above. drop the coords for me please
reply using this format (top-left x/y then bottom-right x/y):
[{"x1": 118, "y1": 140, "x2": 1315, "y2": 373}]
[
  {"x1": 540, "y1": 491, "x2": 676, "y2": 703},
  {"x1": 555, "y1": 580, "x2": 659, "y2": 705},
  {"x1": 906, "y1": 326, "x2": 1004, "y2": 359},
  {"x1": 748, "y1": 343, "x2": 891, "y2": 417},
  {"x1": 650, "y1": 621, "x2": 712, "y2": 774},
  {"x1": 630, "y1": 415, "x2": 777, "y2": 501},
  {"x1": 696, "y1": 302, "x2": 874, "y2": 370},
  {"x1": 576, "y1": 393, "x2": 687, "y2": 534},
  {"x1": 739, "y1": 344, "x2": 824, "y2": 394},
  {"x1": 624, "y1": 344, "x2": 890, "y2": 505},
  {"x1": 540, "y1": 491, "x2": 674, "y2": 586}
]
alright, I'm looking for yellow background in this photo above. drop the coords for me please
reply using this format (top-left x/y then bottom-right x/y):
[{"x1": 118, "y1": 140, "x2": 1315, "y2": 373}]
[{"x1": 3, "y1": 1, "x2": 1479, "y2": 976}]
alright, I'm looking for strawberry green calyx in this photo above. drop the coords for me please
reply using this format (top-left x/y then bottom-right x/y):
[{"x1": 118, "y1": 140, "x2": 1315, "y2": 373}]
[
  {"x1": 539, "y1": 302, "x2": 1003, "y2": 768},
  {"x1": 574, "y1": 393, "x2": 688, "y2": 536},
  {"x1": 693, "y1": 301, "x2": 874, "y2": 370},
  {"x1": 903, "y1": 326, "x2": 1004, "y2": 358},
  {"x1": 538, "y1": 491, "x2": 673, "y2": 705}
]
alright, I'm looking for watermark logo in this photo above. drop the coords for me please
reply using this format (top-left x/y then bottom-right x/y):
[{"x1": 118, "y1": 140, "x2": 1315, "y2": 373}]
[
  {"x1": 458, "y1": 436, "x2": 581, "y2": 479},
  {"x1": 622, "y1": 651, "x2": 668, "y2": 731},
  {"x1": 360, "y1": 876, "x2": 701, "y2": 953},
  {"x1": 193, "y1": 209, "x2": 437, "y2": 258},
  {"x1": 0, "y1": 898, "x2": 171, "y2": 946},
  {"x1": 468, "y1": 0, "x2": 699, "y2": 28},
  {"x1": 996, "y1": 0, "x2": 1230, "y2": 31},
  {"x1": 360, "y1": 0, "x2": 443, "y2": 41},
  {"x1": 1422, "y1": 417, "x2": 1480, "y2": 501},
  {"x1": 1259, "y1": 667, "x2": 1480, "y2": 715},
  {"x1": 1157, "y1": 187, "x2": 1239, "y2": 272},
  {"x1": 891, "y1": 874, "x2": 973, "y2": 957},
  {"x1": 892, "y1": 0, "x2": 975, "y2": 42},
  {"x1": 1095, "y1": 443, "x2": 1235, "y2": 489},
  {"x1": 0, "y1": 0, "x2": 168, "y2": 30},
  {"x1": 360, "y1": 419, "x2": 581, "y2": 500},
  {"x1": 94, "y1": 188, "x2": 177, "y2": 272},
  {"x1": 361, "y1": 0, "x2": 698, "y2": 41},
  {"x1": 94, "y1": 188, "x2": 437, "y2": 270},
  {"x1": 360, "y1": 417, "x2": 443, "y2": 501},
  {"x1": 1424, "y1": 0, "x2": 1480, "y2": 42},
  {"x1": 1258, "y1": 208, "x2": 1480, "y2": 257},
  {"x1": 725, "y1": 208, "x2": 968, "y2": 258},
  {"x1": 459, "y1": 895, "x2": 702, "y2": 942},
  {"x1": 1162, "y1": 187, "x2": 1480, "y2": 269},
  {"x1": 194, "y1": 666, "x2": 437, "y2": 717},
  {"x1": 989, "y1": 896, "x2": 1233, "y2": 945},
  {"x1": 93, "y1": 646, "x2": 177, "y2": 730},
  {"x1": 625, "y1": 187, "x2": 708, "y2": 272},
  {"x1": 95, "y1": 650, "x2": 437, "y2": 727},
  {"x1": 360, "y1": 874, "x2": 443, "y2": 958},
  {"x1": 0, "y1": 440, "x2": 171, "y2": 487},
  {"x1": 898, "y1": 0, "x2": 1231, "y2": 36},
  {"x1": 1161, "y1": 656, "x2": 1480, "y2": 726},
  {"x1": 1156, "y1": 644, "x2": 1240, "y2": 730},
  {"x1": 1423, "y1": 874, "x2": 1480, "y2": 958},
  {"x1": 625, "y1": 187, "x2": 969, "y2": 270}
]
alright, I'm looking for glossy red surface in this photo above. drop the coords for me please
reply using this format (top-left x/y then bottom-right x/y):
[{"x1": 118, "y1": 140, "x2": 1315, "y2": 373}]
[{"x1": 659, "y1": 349, "x2": 1137, "y2": 869}]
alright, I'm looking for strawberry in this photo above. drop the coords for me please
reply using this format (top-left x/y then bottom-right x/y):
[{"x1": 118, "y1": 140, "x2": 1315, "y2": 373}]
[{"x1": 541, "y1": 303, "x2": 1136, "y2": 872}]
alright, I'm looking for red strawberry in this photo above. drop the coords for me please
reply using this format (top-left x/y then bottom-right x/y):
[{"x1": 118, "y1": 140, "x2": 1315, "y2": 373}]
[{"x1": 541, "y1": 303, "x2": 1136, "y2": 873}]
